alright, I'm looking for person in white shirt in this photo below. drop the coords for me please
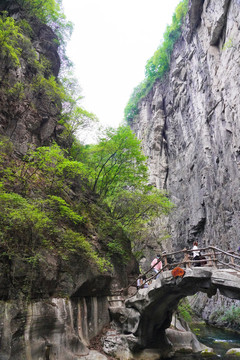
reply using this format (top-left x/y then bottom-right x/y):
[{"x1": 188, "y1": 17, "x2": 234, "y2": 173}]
[{"x1": 192, "y1": 241, "x2": 200, "y2": 267}]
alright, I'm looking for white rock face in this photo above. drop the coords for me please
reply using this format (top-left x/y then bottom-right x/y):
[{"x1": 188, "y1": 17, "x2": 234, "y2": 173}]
[{"x1": 131, "y1": 0, "x2": 240, "y2": 254}]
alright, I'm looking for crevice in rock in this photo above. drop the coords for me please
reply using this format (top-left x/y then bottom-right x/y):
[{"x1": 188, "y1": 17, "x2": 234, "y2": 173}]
[
  {"x1": 210, "y1": 0, "x2": 232, "y2": 46},
  {"x1": 187, "y1": 0, "x2": 205, "y2": 43},
  {"x1": 161, "y1": 97, "x2": 169, "y2": 189}
]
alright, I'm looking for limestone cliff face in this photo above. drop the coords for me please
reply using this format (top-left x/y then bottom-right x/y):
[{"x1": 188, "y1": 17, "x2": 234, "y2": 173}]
[{"x1": 131, "y1": 0, "x2": 240, "y2": 254}]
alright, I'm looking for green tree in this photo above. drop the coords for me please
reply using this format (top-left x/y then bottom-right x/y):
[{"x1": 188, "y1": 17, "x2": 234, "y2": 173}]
[
  {"x1": 84, "y1": 126, "x2": 149, "y2": 198},
  {"x1": 79, "y1": 126, "x2": 174, "y2": 241},
  {"x1": 110, "y1": 188, "x2": 173, "y2": 233}
]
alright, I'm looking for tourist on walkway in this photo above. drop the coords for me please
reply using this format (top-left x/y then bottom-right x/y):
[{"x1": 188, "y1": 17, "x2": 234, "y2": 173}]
[
  {"x1": 192, "y1": 241, "x2": 201, "y2": 267},
  {"x1": 151, "y1": 254, "x2": 162, "y2": 278},
  {"x1": 137, "y1": 275, "x2": 148, "y2": 289}
]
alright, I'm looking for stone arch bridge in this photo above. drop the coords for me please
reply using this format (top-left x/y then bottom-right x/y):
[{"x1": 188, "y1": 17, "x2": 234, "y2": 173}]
[{"x1": 109, "y1": 247, "x2": 240, "y2": 350}]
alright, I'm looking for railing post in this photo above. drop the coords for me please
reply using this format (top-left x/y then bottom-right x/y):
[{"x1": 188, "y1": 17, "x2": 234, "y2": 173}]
[
  {"x1": 212, "y1": 248, "x2": 218, "y2": 268},
  {"x1": 183, "y1": 248, "x2": 190, "y2": 268},
  {"x1": 162, "y1": 252, "x2": 169, "y2": 270},
  {"x1": 230, "y1": 250, "x2": 235, "y2": 265}
]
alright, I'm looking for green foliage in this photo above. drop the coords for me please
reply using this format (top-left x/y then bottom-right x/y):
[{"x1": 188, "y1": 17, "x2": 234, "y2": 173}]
[
  {"x1": 124, "y1": 0, "x2": 188, "y2": 123},
  {"x1": 5, "y1": 82, "x2": 25, "y2": 100},
  {"x1": 178, "y1": 299, "x2": 193, "y2": 323},
  {"x1": 0, "y1": 12, "x2": 24, "y2": 67},
  {"x1": 0, "y1": 12, "x2": 66, "y2": 115},
  {"x1": 220, "y1": 306, "x2": 240, "y2": 325},
  {"x1": 111, "y1": 188, "x2": 173, "y2": 231},
  {"x1": 210, "y1": 306, "x2": 240, "y2": 330},
  {"x1": 61, "y1": 229, "x2": 111, "y2": 271},
  {"x1": 18, "y1": 0, "x2": 73, "y2": 47},
  {"x1": 0, "y1": 187, "x2": 110, "y2": 272},
  {"x1": 209, "y1": 307, "x2": 225, "y2": 323},
  {"x1": 47, "y1": 195, "x2": 84, "y2": 224},
  {"x1": 0, "y1": 8, "x2": 93, "y2": 150},
  {"x1": 18, "y1": 0, "x2": 73, "y2": 81},
  {"x1": 0, "y1": 141, "x2": 87, "y2": 199},
  {"x1": 223, "y1": 37, "x2": 234, "y2": 51},
  {"x1": 83, "y1": 126, "x2": 149, "y2": 198},
  {"x1": 0, "y1": 139, "x2": 112, "y2": 272},
  {"x1": 0, "y1": 189, "x2": 56, "y2": 256},
  {"x1": 32, "y1": 74, "x2": 65, "y2": 102},
  {"x1": 16, "y1": 143, "x2": 86, "y2": 195},
  {"x1": 77, "y1": 126, "x2": 174, "y2": 245}
]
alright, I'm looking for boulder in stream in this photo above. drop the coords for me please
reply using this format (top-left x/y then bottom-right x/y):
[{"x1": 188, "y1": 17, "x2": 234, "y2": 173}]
[{"x1": 225, "y1": 348, "x2": 240, "y2": 359}]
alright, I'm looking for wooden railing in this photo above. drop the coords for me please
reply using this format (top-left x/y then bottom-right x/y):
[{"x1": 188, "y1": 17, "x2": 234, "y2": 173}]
[{"x1": 123, "y1": 246, "x2": 240, "y2": 294}]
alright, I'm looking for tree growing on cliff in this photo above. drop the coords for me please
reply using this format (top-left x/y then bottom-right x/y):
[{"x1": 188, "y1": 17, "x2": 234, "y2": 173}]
[{"x1": 76, "y1": 126, "x2": 174, "y2": 241}]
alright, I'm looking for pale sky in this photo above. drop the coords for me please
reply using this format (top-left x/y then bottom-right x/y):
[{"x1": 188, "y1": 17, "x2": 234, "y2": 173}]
[{"x1": 62, "y1": 0, "x2": 181, "y2": 135}]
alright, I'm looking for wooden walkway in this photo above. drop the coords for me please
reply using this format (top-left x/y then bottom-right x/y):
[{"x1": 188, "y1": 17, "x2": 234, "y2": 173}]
[{"x1": 130, "y1": 246, "x2": 240, "y2": 292}]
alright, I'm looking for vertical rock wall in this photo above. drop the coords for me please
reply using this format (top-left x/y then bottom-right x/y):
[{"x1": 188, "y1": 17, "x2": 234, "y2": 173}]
[
  {"x1": 0, "y1": 297, "x2": 110, "y2": 360},
  {"x1": 131, "y1": 0, "x2": 240, "y2": 253}
]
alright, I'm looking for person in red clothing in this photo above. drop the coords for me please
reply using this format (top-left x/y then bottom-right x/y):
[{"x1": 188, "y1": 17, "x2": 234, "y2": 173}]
[{"x1": 151, "y1": 254, "x2": 162, "y2": 279}]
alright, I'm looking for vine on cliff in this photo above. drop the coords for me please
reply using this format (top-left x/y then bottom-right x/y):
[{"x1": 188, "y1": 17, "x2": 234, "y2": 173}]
[{"x1": 124, "y1": 0, "x2": 188, "y2": 123}]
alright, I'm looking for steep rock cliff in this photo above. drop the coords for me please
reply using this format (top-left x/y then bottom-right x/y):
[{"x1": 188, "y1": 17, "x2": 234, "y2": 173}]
[
  {"x1": 131, "y1": 0, "x2": 240, "y2": 254},
  {"x1": 0, "y1": 0, "x2": 62, "y2": 155}
]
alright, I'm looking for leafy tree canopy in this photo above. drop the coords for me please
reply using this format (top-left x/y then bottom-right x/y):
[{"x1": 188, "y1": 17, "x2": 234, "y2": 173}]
[
  {"x1": 86, "y1": 126, "x2": 149, "y2": 198},
  {"x1": 74, "y1": 126, "x2": 174, "y2": 241}
]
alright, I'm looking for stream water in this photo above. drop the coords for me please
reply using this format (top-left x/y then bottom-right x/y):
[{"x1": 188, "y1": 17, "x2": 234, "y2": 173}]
[{"x1": 170, "y1": 324, "x2": 240, "y2": 359}]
